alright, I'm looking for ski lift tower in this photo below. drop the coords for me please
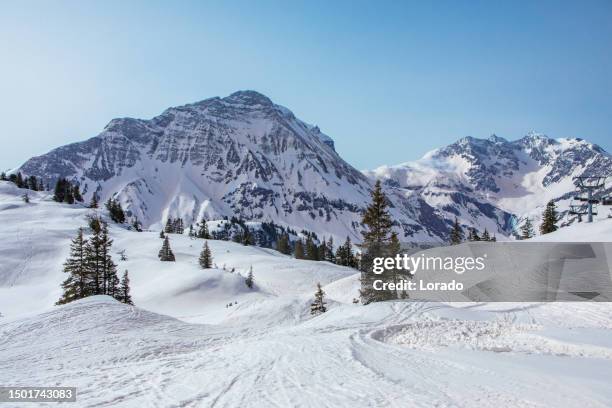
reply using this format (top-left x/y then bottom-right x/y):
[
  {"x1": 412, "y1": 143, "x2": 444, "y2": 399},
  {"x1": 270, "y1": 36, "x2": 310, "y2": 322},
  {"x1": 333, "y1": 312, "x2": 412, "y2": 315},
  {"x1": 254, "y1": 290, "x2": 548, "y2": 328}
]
[{"x1": 569, "y1": 176, "x2": 608, "y2": 223}]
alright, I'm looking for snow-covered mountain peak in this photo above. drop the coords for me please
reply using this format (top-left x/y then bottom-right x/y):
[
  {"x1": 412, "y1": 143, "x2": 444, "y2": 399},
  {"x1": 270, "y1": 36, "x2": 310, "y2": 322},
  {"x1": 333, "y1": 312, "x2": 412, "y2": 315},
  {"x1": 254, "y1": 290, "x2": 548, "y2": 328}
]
[
  {"x1": 487, "y1": 134, "x2": 508, "y2": 144},
  {"x1": 366, "y1": 133, "x2": 612, "y2": 238},
  {"x1": 17, "y1": 92, "x2": 387, "y2": 241}
]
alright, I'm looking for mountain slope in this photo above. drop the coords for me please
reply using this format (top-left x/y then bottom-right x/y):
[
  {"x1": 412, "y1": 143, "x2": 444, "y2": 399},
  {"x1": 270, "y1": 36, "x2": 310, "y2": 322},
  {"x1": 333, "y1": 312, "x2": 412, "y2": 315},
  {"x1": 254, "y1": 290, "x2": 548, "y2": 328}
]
[
  {"x1": 366, "y1": 133, "x2": 612, "y2": 237},
  {"x1": 19, "y1": 91, "x2": 451, "y2": 242}
]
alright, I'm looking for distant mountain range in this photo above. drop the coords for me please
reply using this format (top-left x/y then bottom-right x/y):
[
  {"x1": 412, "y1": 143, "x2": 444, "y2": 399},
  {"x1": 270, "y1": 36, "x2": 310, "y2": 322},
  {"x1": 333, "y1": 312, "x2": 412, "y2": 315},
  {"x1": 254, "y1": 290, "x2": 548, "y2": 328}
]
[{"x1": 18, "y1": 91, "x2": 612, "y2": 242}]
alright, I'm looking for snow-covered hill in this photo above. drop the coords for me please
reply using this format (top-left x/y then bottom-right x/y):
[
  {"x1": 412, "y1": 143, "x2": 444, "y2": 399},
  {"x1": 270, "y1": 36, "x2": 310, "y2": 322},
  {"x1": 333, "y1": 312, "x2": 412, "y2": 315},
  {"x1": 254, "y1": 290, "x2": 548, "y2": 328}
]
[
  {"x1": 0, "y1": 181, "x2": 356, "y2": 321},
  {"x1": 366, "y1": 133, "x2": 612, "y2": 238},
  {"x1": 2, "y1": 181, "x2": 612, "y2": 407},
  {"x1": 3, "y1": 293, "x2": 612, "y2": 406}
]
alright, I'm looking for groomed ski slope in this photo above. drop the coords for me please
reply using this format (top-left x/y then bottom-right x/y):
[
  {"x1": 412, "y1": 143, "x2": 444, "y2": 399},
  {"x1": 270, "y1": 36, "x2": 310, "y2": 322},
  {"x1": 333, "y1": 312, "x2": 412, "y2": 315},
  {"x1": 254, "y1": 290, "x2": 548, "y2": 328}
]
[{"x1": 1, "y1": 182, "x2": 612, "y2": 407}]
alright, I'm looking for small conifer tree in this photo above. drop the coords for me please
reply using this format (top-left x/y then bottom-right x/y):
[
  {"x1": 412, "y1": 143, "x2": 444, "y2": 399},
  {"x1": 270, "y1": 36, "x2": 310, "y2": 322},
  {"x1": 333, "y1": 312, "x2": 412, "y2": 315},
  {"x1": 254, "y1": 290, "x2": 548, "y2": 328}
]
[
  {"x1": 89, "y1": 193, "x2": 99, "y2": 209},
  {"x1": 482, "y1": 229, "x2": 491, "y2": 241},
  {"x1": 245, "y1": 266, "x2": 254, "y2": 289},
  {"x1": 521, "y1": 218, "x2": 534, "y2": 239},
  {"x1": 118, "y1": 270, "x2": 133, "y2": 305},
  {"x1": 310, "y1": 282, "x2": 327, "y2": 315},
  {"x1": 158, "y1": 237, "x2": 176, "y2": 261},
  {"x1": 540, "y1": 200, "x2": 558, "y2": 235},
  {"x1": 199, "y1": 241, "x2": 213, "y2": 269},
  {"x1": 450, "y1": 217, "x2": 462, "y2": 245}
]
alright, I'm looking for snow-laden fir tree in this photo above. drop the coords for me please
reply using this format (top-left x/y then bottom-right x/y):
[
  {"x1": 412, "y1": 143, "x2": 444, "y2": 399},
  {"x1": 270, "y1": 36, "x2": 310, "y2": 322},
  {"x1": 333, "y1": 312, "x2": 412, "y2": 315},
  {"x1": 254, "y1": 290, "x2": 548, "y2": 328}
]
[
  {"x1": 119, "y1": 270, "x2": 133, "y2": 305},
  {"x1": 521, "y1": 218, "x2": 535, "y2": 239},
  {"x1": 245, "y1": 266, "x2": 254, "y2": 289},
  {"x1": 57, "y1": 228, "x2": 89, "y2": 305},
  {"x1": 359, "y1": 180, "x2": 396, "y2": 304},
  {"x1": 540, "y1": 200, "x2": 558, "y2": 235},
  {"x1": 310, "y1": 282, "x2": 327, "y2": 315},
  {"x1": 158, "y1": 236, "x2": 176, "y2": 261},
  {"x1": 199, "y1": 241, "x2": 213, "y2": 269},
  {"x1": 450, "y1": 217, "x2": 462, "y2": 245},
  {"x1": 22, "y1": 193, "x2": 29, "y2": 203}
]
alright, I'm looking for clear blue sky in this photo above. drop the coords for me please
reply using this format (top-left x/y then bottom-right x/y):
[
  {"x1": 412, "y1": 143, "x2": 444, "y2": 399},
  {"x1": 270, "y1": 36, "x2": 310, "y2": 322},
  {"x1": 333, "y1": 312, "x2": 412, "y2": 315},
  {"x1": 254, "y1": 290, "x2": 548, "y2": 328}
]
[{"x1": 1, "y1": 0, "x2": 610, "y2": 171}]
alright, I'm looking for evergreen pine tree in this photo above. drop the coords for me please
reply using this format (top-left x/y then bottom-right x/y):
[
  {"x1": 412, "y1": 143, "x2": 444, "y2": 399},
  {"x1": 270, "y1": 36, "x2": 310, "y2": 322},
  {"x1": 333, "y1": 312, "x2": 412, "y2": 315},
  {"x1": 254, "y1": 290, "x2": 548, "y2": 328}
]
[
  {"x1": 159, "y1": 230, "x2": 165, "y2": 239},
  {"x1": 294, "y1": 239, "x2": 305, "y2": 259},
  {"x1": 158, "y1": 237, "x2": 176, "y2": 261},
  {"x1": 197, "y1": 218, "x2": 210, "y2": 239},
  {"x1": 131, "y1": 217, "x2": 142, "y2": 232},
  {"x1": 336, "y1": 236, "x2": 356, "y2": 268},
  {"x1": 165, "y1": 218, "x2": 174, "y2": 234},
  {"x1": 85, "y1": 222, "x2": 104, "y2": 294},
  {"x1": 53, "y1": 179, "x2": 66, "y2": 202},
  {"x1": 467, "y1": 228, "x2": 480, "y2": 241},
  {"x1": 540, "y1": 201, "x2": 558, "y2": 235},
  {"x1": 118, "y1": 270, "x2": 133, "y2": 305},
  {"x1": 100, "y1": 222, "x2": 119, "y2": 296},
  {"x1": 89, "y1": 193, "x2": 99, "y2": 209},
  {"x1": 388, "y1": 231, "x2": 402, "y2": 299},
  {"x1": 360, "y1": 180, "x2": 394, "y2": 304},
  {"x1": 106, "y1": 198, "x2": 125, "y2": 223},
  {"x1": 310, "y1": 282, "x2": 327, "y2": 315},
  {"x1": 242, "y1": 227, "x2": 252, "y2": 246},
  {"x1": 325, "y1": 237, "x2": 335, "y2": 262},
  {"x1": 306, "y1": 236, "x2": 319, "y2": 260},
  {"x1": 22, "y1": 193, "x2": 29, "y2": 203},
  {"x1": 64, "y1": 182, "x2": 75, "y2": 204},
  {"x1": 73, "y1": 185, "x2": 83, "y2": 202},
  {"x1": 199, "y1": 241, "x2": 213, "y2": 269},
  {"x1": 482, "y1": 229, "x2": 491, "y2": 241},
  {"x1": 521, "y1": 218, "x2": 534, "y2": 239},
  {"x1": 0, "y1": 172, "x2": 6, "y2": 181},
  {"x1": 450, "y1": 217, "x2": 463, "y2": 245},
  {"x1": 56, "y1": 228, "x2": 89, "y2": 304},
  {"x1": 276, "y1": 232, "x2": 290, "y2": 255},
  {"x1": 28, "y1": 175, "x2": 38, "y2": 191},
  {"x1": 15, "y1": 172, "x2": 24, "y2": 188},
  {"x1": 245, "y1": 266, "x2": 254, "y2": 289},
  {"x1": 317, "y1": 239, "x2": 327, "y2": 261}
]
